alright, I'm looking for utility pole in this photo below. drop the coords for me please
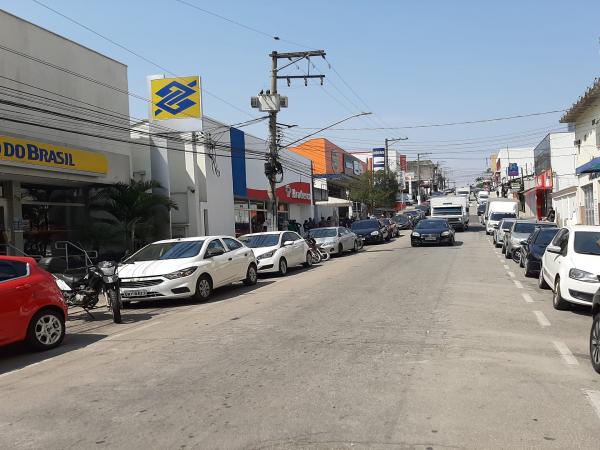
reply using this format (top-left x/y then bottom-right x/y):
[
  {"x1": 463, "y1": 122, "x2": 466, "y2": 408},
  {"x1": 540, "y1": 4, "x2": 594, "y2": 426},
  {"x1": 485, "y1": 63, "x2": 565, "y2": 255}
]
[
  {"x1": 384, "y1": 137, "x2": 408, "y2": 173},
  {"x1": 252, "y1": 50, "x2": 326, "y2": 231},
  {"x1": 416, "y1": 152, "x2": 432, "y2": 205}
]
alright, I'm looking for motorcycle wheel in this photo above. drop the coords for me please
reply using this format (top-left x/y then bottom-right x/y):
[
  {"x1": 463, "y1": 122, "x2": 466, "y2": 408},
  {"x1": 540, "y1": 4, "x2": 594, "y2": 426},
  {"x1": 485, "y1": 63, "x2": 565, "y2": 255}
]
[
  {"x1": 320, "y1": 250, "x2": 331, "y2": 261},
  {"x1": 108, "y1": 288, "x2": 122, "y2": 324},
  {"x1": 311, "y1": 249, "x2": 321, "y2": 264}
]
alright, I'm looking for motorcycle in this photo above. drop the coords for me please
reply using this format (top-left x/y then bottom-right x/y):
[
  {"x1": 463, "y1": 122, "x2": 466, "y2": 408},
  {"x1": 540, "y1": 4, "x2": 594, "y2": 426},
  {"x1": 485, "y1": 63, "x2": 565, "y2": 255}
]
[
  {"x1": 305, "y1": 237, "x2": 330, "y2": 263},
  {"x1": 54, "y1": 260, "x2": 122, "y2": 323}
]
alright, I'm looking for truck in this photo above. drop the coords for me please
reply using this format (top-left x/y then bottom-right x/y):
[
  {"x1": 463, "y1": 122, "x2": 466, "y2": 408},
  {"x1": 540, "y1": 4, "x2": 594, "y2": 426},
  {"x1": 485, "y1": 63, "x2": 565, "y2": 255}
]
[
  {"x1": 483, "y1": 198, "x2": 519, "y2": 234},
  {"x1": 456, "y1": 186, "x2": 471, "y2": 199},
  {"x1": 430, "y1": 196, "x2": 469, "y2": 231}
]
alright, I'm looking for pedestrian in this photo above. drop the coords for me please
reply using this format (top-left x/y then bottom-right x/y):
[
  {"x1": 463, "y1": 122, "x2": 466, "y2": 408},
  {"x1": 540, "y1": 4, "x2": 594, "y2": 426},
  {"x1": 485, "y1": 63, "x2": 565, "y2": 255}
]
[
  {"x1": 319, "y1": 216, "x2": 326, "y2": 227},
  {"x1": 303, "y1": 220, "x2": 309, "y2": 234},
  {"x1": 546, "y1": 207, "x2": 556, "y2": 222}
]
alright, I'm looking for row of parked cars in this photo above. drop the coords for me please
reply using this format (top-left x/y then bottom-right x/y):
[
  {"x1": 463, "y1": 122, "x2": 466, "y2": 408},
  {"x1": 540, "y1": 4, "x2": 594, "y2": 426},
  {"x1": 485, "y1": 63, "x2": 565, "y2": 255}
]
[
  {"x1": 0, "y1": 220, "x2": 405, "y2": 352},
  {"x1": 493, "y1": 218, "x2": 600, "y2": 372}
]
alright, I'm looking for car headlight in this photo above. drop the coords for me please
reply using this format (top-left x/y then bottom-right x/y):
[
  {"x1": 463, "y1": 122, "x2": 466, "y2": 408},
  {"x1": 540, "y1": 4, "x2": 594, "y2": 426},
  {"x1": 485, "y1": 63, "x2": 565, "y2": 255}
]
[
  {"x1": 441, "y1": 231, "x2": 450, "y2": 236},
  {"x1": 164, "y1": 267, "x2": 198, "y2": 280},
  {"x1": 412, "y1": 232, "x2": 421, "y2": 237},
  {"x1": 370, "y1": 231, "x2": 379, "y2": 236},
  {"x1": 569, "y1": 268, "x2": 599, "y2": 283},
  {"x1": 257, "y1": 250, "x2": 276, "y2": 260}
]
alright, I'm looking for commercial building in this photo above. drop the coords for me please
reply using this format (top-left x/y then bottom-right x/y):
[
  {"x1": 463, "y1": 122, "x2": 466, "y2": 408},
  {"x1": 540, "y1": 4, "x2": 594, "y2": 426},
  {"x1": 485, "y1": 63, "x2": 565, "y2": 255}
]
[
  {"x1": 0, "y1": 11, "x2": 133, "y2": 256},
  {"x1": 560, "y1": 78, "x2": 600, "y2": 225}
]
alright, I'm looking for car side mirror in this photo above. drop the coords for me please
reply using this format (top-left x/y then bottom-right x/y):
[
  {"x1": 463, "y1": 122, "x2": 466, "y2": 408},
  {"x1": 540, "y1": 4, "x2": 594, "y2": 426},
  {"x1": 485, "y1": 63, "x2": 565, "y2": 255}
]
[
  {"x1": 205, "y1": 247, "x2": 225, "y2": 258},
  {"x1": 338, "y1": 232, "x2": 342, "y2": 237},
  {"x1": 520, "y1": 240, "x2": 528, "y2": 245},
  {"x1": 282, "y1": 240, "x2": 294, "y2": 247},
  {"x1": 546, "y1": 244, "x2": 561, "y2": 254}
]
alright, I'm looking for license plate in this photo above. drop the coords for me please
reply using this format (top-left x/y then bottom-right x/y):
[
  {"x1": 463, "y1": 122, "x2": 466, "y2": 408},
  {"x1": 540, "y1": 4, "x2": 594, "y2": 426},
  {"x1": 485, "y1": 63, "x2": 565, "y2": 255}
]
[
  {"x1": 121, "y1": 289, "x2": 147, "y2": 297},
  {"x1": 425, "y1": 236, "x2": 436, "y2": 241}
]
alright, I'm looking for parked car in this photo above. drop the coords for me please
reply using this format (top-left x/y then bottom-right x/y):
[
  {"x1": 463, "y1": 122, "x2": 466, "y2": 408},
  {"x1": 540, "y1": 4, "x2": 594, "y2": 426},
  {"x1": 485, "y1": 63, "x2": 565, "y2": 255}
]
[
  {"x1": 404, "y1": 210, "x2": 422, "y2": 226},
  {"x1": 0, "y1": 256, "x2": 68, "y2": 350},
  {"x1": 239, "y1": 231, "x2": 312, "y2": 275},
  {"x1": 118, "y1": 236, "x2": 257, "y2": 302},
  {"x1": 493, "y1": 218, "x2": 515, "y2": 248},
  {"x1": 380, "y1": 218, "x2": 399, "y2": 238},
  {"x1": 504, "y1": 220, "x2": 555, "y2": 259},
  {"x1": 520, "y1": 226, "x2": 559, "y2": 277},
  {"x1": 539, "y1": 225, "x2": 600, "y2": 310},
  {"x1": 411, "y1": 218, "x2": 455, "y2": 247},
  {"x1": 588, "y1": 287, "x2": 600, "y2": 373},
  {"x1": 415, "y1": 204, "x2": 430, "y2": 216},
  {"x1": 392, "y1": 214, "x2": 412, "y2": 230},
  {"x1": 306, "y1": 227, "x2": 359, "y2": 255},
  {"x1": 351, "y1": 219, "x2": 389, "y2": 244}
]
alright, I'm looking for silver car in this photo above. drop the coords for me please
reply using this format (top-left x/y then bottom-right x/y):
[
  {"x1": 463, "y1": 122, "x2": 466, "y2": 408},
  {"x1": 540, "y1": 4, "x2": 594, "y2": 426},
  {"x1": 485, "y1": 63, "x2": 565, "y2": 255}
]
[
  {"x1": 307, "y1": 227, "x2": 359, "y2": 255},
  {"x1": 504, "y1": 220, "x2": 555, "y2": 259},
  {"x1": 494, "y1": 218, "x2": 515, "y2": 248}
]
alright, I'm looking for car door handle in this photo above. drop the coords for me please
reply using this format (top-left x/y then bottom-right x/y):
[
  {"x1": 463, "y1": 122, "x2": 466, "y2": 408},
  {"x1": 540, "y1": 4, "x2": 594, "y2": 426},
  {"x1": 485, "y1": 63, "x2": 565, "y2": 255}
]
[
  {"x1": 16, "y1": 283, "x2": 32, "y2": 290},
  {"x1": 228, "y1": 257, "x2": 233, "y2": 261}
]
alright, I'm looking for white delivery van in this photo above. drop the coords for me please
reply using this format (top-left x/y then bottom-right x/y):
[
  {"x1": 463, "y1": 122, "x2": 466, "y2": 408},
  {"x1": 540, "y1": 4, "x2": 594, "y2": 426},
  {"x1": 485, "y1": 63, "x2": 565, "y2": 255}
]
[
  {"x1": 430, "y1": 196, "x2": 468, "y2": 231},
  {"x1": 456, "y1": 186, "x2": 470, "y2": 199},
  {"x1": 477, "y1": 190, "x2": 489, "y2": 205},
  {"x1": 484, "y1": 199, "x2": 519, "y2": 234}
]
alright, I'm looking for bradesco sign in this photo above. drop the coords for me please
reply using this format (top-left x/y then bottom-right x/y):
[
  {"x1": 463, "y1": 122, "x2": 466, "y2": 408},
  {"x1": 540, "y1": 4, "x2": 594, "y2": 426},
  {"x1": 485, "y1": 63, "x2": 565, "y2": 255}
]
[{"x1": 0, "y1": 136, "x2": 108, "y2": 175}]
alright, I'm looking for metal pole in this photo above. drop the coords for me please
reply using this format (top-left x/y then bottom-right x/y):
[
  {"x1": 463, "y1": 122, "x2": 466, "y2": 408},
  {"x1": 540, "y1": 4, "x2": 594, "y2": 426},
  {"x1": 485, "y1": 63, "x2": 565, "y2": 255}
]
[
  {"x1": 417, "y1": 153, "x2": 421, "y2": 205},
  {"x1": 269, "y1": 52, "x2": 278, "y2": 231},
  {"x1": 384, "y1": 138, "x2": 389, "y2": 174}
]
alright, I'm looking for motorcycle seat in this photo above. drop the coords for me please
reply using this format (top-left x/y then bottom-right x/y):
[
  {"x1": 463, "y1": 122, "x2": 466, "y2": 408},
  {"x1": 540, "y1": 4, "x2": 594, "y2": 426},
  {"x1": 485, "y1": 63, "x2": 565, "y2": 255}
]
[{"x1": 55, "y1": 273, "x2": 85, "y2": 286}]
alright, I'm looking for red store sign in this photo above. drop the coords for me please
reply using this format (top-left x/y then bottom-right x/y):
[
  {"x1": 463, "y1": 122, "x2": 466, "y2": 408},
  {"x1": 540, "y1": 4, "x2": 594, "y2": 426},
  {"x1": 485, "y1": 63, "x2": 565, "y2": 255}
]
[{"x1": 247, "y1": 182, "x2": 312, "y2": 204}]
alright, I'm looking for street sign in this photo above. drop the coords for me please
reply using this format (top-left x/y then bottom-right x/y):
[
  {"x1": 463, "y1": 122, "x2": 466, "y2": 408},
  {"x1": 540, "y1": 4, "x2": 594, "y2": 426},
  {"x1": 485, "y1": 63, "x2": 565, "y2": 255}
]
[{"x1": 507, "y1": 163, "x2": 519, "y2": 177}]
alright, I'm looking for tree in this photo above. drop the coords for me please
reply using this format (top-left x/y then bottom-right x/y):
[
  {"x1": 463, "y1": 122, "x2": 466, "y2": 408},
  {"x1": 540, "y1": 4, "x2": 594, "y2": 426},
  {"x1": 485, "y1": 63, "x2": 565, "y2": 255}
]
[
  {"x1": 349, "y1": 170, "x2": 399, "y2": 213},
  {"x1": 94, "y1": 179, "x2": 177, "y2": 252}
]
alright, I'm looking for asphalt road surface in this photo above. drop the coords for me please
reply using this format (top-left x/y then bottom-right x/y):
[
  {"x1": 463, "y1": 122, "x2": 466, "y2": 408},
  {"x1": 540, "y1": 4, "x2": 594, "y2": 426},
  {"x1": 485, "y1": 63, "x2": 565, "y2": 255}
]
[{"x1": 2, "y1": 218, "x2": 600, "y2": 449}]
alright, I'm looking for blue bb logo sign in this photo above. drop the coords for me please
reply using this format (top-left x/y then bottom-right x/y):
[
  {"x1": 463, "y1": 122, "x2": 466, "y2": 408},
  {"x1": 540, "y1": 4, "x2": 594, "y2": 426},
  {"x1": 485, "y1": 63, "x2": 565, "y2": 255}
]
[{"x1": 151, "y1": 76, "x2": 202, "y2": 120}]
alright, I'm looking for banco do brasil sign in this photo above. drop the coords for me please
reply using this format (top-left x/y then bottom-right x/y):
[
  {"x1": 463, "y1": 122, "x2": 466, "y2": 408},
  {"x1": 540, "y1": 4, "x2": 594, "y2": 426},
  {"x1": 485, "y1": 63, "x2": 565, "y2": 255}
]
[{"x1": 0, "y1": 135, "x2": 108, "y2": 175}]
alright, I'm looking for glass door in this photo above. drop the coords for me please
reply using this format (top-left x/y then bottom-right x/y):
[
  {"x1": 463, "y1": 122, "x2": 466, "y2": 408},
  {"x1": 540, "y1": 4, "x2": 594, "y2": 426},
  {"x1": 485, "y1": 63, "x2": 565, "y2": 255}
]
[{"x1": 0, "y1": 199, "x2": 8, "y2": 255}]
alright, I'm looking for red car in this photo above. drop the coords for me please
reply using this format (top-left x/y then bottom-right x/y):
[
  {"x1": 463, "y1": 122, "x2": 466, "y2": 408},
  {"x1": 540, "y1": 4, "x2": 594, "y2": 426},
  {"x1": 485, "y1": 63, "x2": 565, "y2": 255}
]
[{"x1": 0, "y1": 256, "x2": 68, "y2": 350}]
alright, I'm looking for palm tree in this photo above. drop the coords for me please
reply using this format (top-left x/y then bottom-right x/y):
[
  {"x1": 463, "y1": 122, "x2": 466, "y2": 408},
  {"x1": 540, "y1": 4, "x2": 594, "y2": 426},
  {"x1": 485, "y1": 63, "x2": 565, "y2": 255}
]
[{"x1": 94, "y1": 179, "x2": 177, "y2": 252}]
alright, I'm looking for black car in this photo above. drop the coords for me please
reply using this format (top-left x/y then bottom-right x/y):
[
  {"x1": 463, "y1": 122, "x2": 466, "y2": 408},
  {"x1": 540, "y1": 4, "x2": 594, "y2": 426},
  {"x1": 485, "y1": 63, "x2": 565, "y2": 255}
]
[
  {"x1": 411, "y1": 218, "x2": 455, "y2": 247},
  {"x1": 477, "y1": 203, "x2": 486, "y2": 216},
  {"x1": 351, "y1": 219, "x2": 389, "y2": 244},
  {"x1": 519, "y1": 226, "x2": 559, "y2": 277},
  {"x1": 392, "y1": 214, "x2": 412, "y2": 230},
  {"x1": 589, "y1": 287, "x2": 600, "y2": 373},
  {"x1": 415, "y1": 204, "x2": 430, "y2": 217}
]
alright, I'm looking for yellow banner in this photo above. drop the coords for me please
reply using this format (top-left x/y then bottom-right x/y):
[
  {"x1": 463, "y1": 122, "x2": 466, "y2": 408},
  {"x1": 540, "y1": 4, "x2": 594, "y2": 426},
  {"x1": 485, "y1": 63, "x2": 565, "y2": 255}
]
[
  {"x1": 151, "y1": 76, "x2": 202, "y2": 120},
  {"x1": 0, "y1": 135, "x2": 108, "y2": 175}
]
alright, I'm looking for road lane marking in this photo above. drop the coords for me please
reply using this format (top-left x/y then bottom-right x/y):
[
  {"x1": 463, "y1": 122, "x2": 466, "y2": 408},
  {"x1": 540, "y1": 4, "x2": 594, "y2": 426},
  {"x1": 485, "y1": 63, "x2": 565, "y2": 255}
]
[
  {"x1": 513, "y1": 280, "x2": 523, "y2": 289},
  {"x1": 503, "y1": 264, "x2": 510, "y2": 270},
  {"x1": 583, "y1": 390, "x2": 600, "y2": 421},
  {"x1": 533, "y1": 311, "x2": 551, "y2": 327},
  {"x1": 522, "y1": 293, "x2": 534, "y2": 303},
  {"x1": 106, "y1": 321, "x2": 163, "y2": 341},
  {"x1": 553, "y1": 340, "x2": 579, "y2": 365},
  {"x1": 508, "y1": 271, "x2": 516, "y2": 278}
]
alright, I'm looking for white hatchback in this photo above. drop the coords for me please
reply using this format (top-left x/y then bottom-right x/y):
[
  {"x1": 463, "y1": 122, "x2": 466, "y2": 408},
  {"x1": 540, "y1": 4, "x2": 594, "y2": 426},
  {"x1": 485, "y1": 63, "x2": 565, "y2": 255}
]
[
  {"x1": 239, "y1": 231, "x2": 312, "y2": 276},
  {"x1": 539, "y1": 225, "x2": 600, "y2": 309},
  {"x1": 118, "y1": 236, "x2": 257, "y2": 303}
]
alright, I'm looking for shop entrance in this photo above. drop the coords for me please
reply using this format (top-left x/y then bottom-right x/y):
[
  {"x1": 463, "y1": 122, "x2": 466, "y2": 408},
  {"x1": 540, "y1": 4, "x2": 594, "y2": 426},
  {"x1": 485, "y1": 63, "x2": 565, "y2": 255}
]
[{"x1": 0, "y1": 199, "x2": 8, "y2": 255}]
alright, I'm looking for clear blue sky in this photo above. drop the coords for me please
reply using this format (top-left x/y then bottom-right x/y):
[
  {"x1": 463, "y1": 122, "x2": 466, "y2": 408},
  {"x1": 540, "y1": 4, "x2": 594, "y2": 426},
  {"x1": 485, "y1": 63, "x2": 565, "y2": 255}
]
[{"x1": 2, "y1": 0, "x2": 599, "y2": 183}]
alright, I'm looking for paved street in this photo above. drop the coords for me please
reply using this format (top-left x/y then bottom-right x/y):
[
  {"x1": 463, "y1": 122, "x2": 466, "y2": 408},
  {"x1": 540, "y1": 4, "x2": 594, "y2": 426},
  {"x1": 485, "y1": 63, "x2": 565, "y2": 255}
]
[{"x1": 1, "y1": 217, "x2": 600, "y2": 449}]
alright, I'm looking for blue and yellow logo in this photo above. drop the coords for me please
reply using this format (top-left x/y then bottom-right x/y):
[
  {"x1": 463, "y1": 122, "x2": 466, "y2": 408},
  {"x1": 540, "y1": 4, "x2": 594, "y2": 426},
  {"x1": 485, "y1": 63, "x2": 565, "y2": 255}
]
[{"x1": 151, "y1": 76, "x2": 202, "y2": 120}]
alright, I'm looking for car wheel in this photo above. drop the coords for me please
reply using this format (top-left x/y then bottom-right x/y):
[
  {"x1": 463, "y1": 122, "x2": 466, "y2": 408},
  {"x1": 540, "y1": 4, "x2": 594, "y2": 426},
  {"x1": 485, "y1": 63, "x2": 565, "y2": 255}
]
[
  {"x1": 505, "y1": 248, "x2": 511, "y2": 259},
  {"x1": 352, "y1": 240, "x2": 358, "y2": 253},
  {"x1": 303, "y1": 251, "x2": 313, "y2": 267},
  {"x1": 450, "y1": 237, "x2": 455, "y2": 246},
  {"x1": 194, "y1": 275, "x2": 212, "y2": 301},
  {"x1": 278, "y1": 258, "x2": 288, "y2": 276},
  {"x1": 524, "y1": 258, "x2": 533, "y2": 278},
  {"x1": 553, "y1": 278, "x2": 569, "y2": 310},
  {"x1": 519, "y1": 253, "x2": 524, "y2": 268},
  {"x1": 538, "y1": 265, "x2": 549, "y2": 289},
  {"x1": 26, "y1": 309, "x2": 65, "y2": 351},
  {"x1": 243, "y1": 264, "x2": 258, "y2": 286},
  {"x1": 590, "y1": 314, "x2": 600, "y2": 374},
  {"x1": 501, "y1": 244, "x2": 506, "y2": 254},
  {"x1": 338, "y1": 244, "x2": 343, "y2": 255}
]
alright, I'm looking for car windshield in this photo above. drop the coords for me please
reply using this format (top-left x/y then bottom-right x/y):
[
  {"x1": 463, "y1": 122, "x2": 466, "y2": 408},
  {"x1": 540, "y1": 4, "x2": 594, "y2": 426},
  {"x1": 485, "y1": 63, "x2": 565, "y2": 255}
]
[
  {"x1": 535, "y1": 228, "x2": 559, "y2": 246},
  {"x1": 126, "y1": 240, "x2": 205, "y2": 262},
  {"x1": 416, "y1": 220, "x2": 447, "y2": 230},
  {"x1": 574, "y1": 231, "x2": 600, "y2": 255},
  {"x1": 308, "y1": 228, "x2": 337, "y2": 238},
  {"x1": 513, "y1": 223, "x2": 537, "y2": 234},
  {"x1": 490, "y1": 212, "x2": 516, "y2": 221},
  {"x1": 432, "y1": 206, "x2": 462, "y2": 215},
  {"x1": 352, "y1": 220, "x2": 379, "y2": 230},
  {"x1": 501, "y1": 220, "x2": 515, "y2": 231},
  {"x1": 239, "y1": 234, "x2": 280, "y2": 248},
  {"x1": 393, "y1": 215, "x2": 408, "y2": 223}
]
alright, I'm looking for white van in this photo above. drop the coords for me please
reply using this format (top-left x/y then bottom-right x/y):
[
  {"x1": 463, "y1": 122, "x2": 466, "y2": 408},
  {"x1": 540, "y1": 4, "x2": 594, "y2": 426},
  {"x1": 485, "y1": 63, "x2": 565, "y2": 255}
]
[
  {"x1": 430, "y1": 196, "x2": 468, "y2": 231},
  {"x1": 456, "y1": 186, "x2": 470, "y2": 198},
  {"x1": 484, "y1": 199, "x2": 519, "y2": 234},
  {"x1": 477, "y1": 191, "x2": 489, "y2": 205}
]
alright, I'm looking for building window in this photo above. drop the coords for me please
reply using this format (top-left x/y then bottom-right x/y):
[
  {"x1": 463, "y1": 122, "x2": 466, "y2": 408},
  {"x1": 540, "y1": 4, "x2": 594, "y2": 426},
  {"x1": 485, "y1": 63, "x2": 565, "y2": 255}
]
[{"x1": 583, "y1": 184, "x2": 594, "y2": 225}]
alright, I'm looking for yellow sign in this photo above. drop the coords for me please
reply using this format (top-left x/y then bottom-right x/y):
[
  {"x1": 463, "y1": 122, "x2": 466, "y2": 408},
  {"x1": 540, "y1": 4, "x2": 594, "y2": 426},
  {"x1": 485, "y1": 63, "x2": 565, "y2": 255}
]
[
  {"x1": 0, "y1": 135, "x2": 108, "y2": 175},
  {"x1": 151, "y1": 76, "x2": 202, "y2": 120}
]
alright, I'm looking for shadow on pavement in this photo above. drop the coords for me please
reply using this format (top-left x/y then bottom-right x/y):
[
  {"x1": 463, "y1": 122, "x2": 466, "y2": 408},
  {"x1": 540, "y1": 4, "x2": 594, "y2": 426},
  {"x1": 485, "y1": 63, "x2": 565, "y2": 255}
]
[{"x1": 0, "y1": 333, "x2": 106, "y2": 375}]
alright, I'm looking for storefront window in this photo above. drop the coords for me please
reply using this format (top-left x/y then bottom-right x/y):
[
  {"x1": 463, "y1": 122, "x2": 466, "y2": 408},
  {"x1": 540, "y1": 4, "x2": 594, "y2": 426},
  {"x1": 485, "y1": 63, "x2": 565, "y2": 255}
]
[
  {"x1": 235, "y1": 200, "x2": 267, "y2": 236},
  {"x1": 583, "y1": 184, "x2": 595, "y2": 225},
  {"x1": 277, "y1": 203, "x2": 289, "y2": 231}
]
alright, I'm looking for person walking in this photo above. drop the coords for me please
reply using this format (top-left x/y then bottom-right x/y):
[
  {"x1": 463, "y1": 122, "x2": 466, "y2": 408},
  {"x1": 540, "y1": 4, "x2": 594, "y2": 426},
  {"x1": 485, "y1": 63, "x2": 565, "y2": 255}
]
[{"x1": 546, "y1": 207, "x2": 556, "y2": 222}]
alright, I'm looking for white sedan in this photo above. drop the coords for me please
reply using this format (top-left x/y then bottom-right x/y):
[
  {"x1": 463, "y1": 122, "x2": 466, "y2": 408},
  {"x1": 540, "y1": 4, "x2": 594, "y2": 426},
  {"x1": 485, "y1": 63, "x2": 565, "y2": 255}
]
[
  {"x1": 118, "y1": 236, "x2": 257, "y2": 302},
  {"x1": 307, "y1": 227, "x2": 359, "y2": 255},
  {"x1": 539, "y1": 225, "x2": 600, "y2": 309},
  {"x1": 239, "y1": 231, "x2": 312, "y2": 276}
]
